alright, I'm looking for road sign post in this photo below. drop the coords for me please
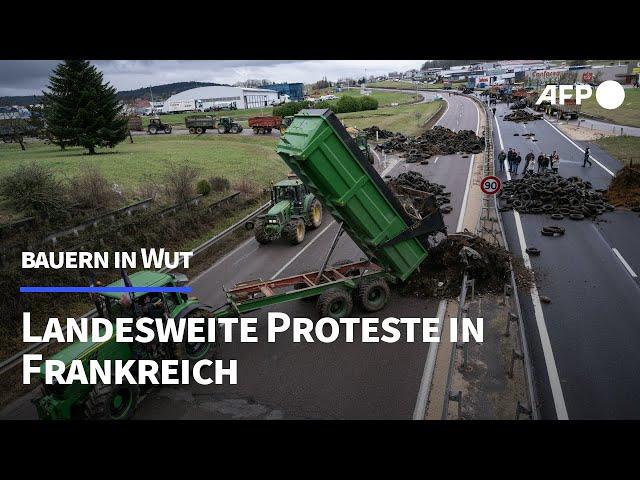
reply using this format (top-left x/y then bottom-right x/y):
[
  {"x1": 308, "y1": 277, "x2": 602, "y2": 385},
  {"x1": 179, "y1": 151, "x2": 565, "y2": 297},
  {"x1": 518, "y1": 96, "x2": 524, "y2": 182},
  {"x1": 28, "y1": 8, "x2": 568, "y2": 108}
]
[{"x1": 480, "y1": 175, "x2": 501, "y2": 195}]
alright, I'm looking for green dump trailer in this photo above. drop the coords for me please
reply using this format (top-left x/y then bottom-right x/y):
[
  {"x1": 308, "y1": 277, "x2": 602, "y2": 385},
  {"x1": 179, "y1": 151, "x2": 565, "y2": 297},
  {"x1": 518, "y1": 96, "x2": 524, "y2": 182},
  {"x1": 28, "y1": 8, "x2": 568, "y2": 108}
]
[{"x1": 214, "y1": 109, "x2": 446, "y2": 319}]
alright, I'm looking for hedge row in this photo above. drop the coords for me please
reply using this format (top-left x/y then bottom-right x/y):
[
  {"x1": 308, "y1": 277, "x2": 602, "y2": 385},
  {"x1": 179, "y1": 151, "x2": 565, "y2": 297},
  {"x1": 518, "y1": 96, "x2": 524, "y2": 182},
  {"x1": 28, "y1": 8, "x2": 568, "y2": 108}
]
[{"x1": 273, "y1": 96, "x2": 379, "y2": 117}]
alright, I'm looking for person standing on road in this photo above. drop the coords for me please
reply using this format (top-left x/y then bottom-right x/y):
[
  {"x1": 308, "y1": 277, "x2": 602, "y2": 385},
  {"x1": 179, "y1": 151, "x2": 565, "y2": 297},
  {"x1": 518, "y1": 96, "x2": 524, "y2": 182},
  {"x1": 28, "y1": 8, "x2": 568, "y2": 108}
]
[
  {"x1": 524, "y1": 151, "x2": 535, "y2": 174},
  {"x1": 498, "y1": 150, "x2": 506, "y2": 172},
  {"x1": 542, "y1": 154, "x2": 550, "y2": 173},
  {"x1": 537, "y1": 153, "x2": 545, "y2": 173},
  {"x1": 583, "y1": 146, "x2": 593, "y2": 167},
  {"x1": 551, "y1": 151, "x2": 560, "y2": 174},
  {"x1": 507, "y1": 148, "x2": 515, "y2": 173},
  {"x1": 492, "y1": 107, "x2": 496, "y2": 116}
]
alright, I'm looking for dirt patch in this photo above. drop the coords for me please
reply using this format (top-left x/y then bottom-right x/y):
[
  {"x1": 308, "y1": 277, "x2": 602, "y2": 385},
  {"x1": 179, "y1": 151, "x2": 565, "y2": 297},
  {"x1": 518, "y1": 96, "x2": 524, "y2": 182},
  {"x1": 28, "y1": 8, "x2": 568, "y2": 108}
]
[
  {"x1": 557, "y1": 123, "x2": 614, "y2": 141},
  {"x1": 396, "y1": 234, "x2": 530, "y2": 299},
  {"x1": 498, "y1": 172, "x2": 613, "y2": 218},
  {"x1": 604, "y1": 165, "x2": 640, "y2": 209}
]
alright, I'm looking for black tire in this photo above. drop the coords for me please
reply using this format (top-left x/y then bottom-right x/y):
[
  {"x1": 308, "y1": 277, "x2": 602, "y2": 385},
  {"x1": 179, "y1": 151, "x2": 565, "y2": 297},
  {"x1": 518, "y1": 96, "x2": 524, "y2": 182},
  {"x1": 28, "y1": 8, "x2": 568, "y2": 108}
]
[
  {"x1": 218, "y1": 125, "x2": 227, "y2": 134},
  {"x1": 307, "y1": 198, "x2": 322, "y2": 229},
  {"x1": 526, "y1": 247, "x2": 541, "y2": 256},
  {"x1": 284, "y1": 219, "x2": 305, "y2": 245},
  {"x1": 188, "y1": 127, "x2": 196, "y2": 134},
  {"x1": 85, "y1": 380, "x2": 140, "y2": 420},
  {"x1": 551, "y1": 213, "x2": 564, "y2": 220},
  {"x1": 254, "y1": 218, "x2": 272, "y2": 244},
  {"x1": 357, "y1": 278, "x2": 391, "y2": 312},
  {"x1": 148, "y1": 125, "x2": 157, "y2": 134},
  {"x1": 570, "y1": 213, "x2": 585, "y2": 220},
  {"x1": 164, "y1": 126, "x2": 172, "y2": 134},
  {"x1": 230, "y1": 125, "x2": 240, "y2": 134},
  {"x1": 174, "y1": 308, "x2": 217, "y2": 361},
  {"x1": 195, "y1": 127, "x2": 203, "y2": 134},
  {"x1": 316, "y1": 288, "x2": 353, "y2": 319},
  {"x1": 253, "y1": 127, "x2": 259, "y2": 134}
]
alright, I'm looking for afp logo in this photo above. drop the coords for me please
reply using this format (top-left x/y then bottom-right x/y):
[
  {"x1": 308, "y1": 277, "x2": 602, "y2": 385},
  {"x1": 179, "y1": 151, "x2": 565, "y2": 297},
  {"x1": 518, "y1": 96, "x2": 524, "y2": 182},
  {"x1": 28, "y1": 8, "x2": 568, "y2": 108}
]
[{"x1": 536, "y1": 80, "x2": 625, "y2": 110}]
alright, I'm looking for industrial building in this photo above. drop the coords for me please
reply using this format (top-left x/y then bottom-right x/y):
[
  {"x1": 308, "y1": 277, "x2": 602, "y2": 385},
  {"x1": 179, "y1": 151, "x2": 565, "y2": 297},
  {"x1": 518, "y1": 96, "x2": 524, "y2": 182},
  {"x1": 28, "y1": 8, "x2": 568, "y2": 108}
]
[
  {"x1": 267, "y1": 83, "x2": 304, "y2": 101},
  {"x1": 161, "y1": 86, "x2": 280, "y2": 113}
]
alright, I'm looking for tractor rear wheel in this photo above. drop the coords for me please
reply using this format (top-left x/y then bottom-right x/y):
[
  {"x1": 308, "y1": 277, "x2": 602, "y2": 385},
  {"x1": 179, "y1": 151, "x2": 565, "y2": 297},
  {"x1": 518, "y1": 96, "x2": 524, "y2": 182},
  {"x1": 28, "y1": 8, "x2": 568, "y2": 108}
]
[
  {"x1": 230, "y1": 124, "x2": 240, "y2": 134},
  {"x1": 148, "y1": 125, "x2": 157, "y2": 134},
  {"x1": 316, "y1": 288, "x2": 353, "y2": 319},
  {"x1": 254, "y1": 218, "x2": 272, "y2": 244},
  {"x1": 307, "y1": 198, "x2": 323, "y2": 229},
  {"x1": 284, "y1": 219, "x2": 305, "y2": 245},
  {"x1": 357, "y1": 278, "x2": 390, "y2": 312},
  {"x1": 218, "y1": 124, "x2": 227, "y2": 134},
  {"x1": 85, "y1": 380, "x2": 140, "y2": 420},
  {"x1": 174, "y1": 309, "x2": 217, "y2": 361}
]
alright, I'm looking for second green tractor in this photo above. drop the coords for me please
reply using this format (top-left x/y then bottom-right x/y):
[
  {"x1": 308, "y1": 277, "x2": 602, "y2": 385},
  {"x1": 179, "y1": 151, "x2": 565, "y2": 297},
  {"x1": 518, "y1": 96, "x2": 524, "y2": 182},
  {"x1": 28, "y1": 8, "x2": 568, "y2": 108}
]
[{"x1": 248, "y1": 178, "x2": 323, "y2": 245}]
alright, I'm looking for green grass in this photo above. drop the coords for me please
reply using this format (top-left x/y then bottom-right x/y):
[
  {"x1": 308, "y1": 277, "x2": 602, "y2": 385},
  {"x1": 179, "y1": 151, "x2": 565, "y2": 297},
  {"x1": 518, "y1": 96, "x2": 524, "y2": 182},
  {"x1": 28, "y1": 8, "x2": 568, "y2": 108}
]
[
  {"x1": 594, "y1": 136, "x2": 640, "y2": 166},
  {"x1": 581, "y1": 88, "x2": 640, "y2": 127},
  {"x1": 337, "y1": 99, "x2": 444, "y2": 137},
  {"x1": 0, "y1": 135, "x2": 288, "y2": 202},
  {"x1": 337, "y1": 89, "x2": 418, "y2": 106}
]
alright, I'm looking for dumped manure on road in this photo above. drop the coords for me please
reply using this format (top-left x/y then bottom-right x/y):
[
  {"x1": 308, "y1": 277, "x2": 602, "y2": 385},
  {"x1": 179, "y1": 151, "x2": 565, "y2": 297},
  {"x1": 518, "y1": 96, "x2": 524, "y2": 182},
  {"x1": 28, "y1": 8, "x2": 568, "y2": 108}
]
[
  {"x1": 363, "y1": 126, "x2": 396, "y2": 139},
  {"x1": 604, "y1": 165, "x2": 640, "y2": 210},
  {"x1": 498, "y1": 172, "x2": 614, "y2": 219},
  {"x1": 503, "y1": 110, "x2": 542, "y2": 123},
  {"x1": 375, "y1": 125, "x2": 485, "y2": 163},
  {"x1": 396, "y1": 234, "x2": 530, "y2": 298}
]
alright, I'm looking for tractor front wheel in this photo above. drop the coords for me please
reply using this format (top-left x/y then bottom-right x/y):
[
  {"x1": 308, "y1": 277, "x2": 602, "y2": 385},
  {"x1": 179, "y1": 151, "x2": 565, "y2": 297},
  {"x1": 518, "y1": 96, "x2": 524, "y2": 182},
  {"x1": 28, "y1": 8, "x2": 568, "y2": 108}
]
[
  {"x1": 164, "y1": 126, "x2": 172, "y2": 134},
  {"x1": 284, "y1": 219, "x2": 305, "y2": 245},
  {"x1": 254, "y1": 218, "x2": 272, "y2": 244},
  {"x1": 307, "y1": 198, "x2": 323, "y2": 229},
  {"x1": 317, "y1": 288, "x2": 353, "y2": 319},
  {"x1": 85, "y1": 380, "x2": 140, "y2": 420}
]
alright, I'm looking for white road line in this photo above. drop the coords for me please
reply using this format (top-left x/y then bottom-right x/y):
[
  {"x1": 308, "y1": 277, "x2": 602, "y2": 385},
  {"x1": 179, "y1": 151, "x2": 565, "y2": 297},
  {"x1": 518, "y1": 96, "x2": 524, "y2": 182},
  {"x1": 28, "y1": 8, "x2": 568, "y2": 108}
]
[
  {"x1": 191, "y1": 237, "x2": 255, "y2": 284},
  {"x1": 612, "y1": 248, "x2": 638, "y2": 278},
  {"x1": 543, "y1": 118, "x2": 615, "y2": 177},
  {"x1": 434, "y1": 156, "x2": 439, "y2": 164},
  {"x1": 270, "y1": 221, "x2": 337, "y2": 279},
  {"x1": 494, "y1": 114, "x2": 569, "y2": 420},
  {"x1": 455, "y1": 98, "x2": 481, "y2": 232},
  {"x1": 413, "y1": 299, "x2": 448, "y2": 420},
  {"x1": 435, "y1": 97, "x2": 450, "y2": 127}
]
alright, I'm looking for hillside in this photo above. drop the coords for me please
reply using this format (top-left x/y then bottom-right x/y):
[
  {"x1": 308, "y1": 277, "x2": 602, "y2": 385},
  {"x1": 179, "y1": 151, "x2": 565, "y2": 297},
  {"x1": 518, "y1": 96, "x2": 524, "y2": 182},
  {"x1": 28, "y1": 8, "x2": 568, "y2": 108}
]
[{"x1": 0, "y1": 81, "x2": 230, "y2": 106}]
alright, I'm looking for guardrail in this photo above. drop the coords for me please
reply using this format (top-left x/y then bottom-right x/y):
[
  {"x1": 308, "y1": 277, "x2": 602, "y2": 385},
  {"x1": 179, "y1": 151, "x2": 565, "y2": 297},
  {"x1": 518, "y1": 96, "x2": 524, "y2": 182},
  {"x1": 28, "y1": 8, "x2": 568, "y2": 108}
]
[{"x1": 0, "y1": 199, "x2": 271, "y2": 377}]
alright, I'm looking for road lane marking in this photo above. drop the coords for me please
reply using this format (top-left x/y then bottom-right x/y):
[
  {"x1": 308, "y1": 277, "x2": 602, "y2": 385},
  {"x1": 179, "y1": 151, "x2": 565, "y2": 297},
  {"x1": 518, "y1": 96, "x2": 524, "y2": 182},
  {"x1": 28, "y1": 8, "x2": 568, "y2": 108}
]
[
  {"x1": 542, "y1": 118, "x2": 615, "y2": 177},
  {"x1": 191, "y1": 237, "x2": 255, "y2": 284},
  {"x1": 612, "y1": 248, "x2": 638, "y2": 278},
  {"x1": 434, "y1": 156, "x2": 439, "y2": 164},
  {"x1": 494, "y1": 112, "x2": 569, "y2": 420},
  {"x1": 455, "y1": 98, "x2": 481, "y2": 232},
  {"x1": 413, "y1": 299, "x2": 447, "y2": 420},
  {"x1": 435, "y1": 96, "x2": 450, "y2": 127}
]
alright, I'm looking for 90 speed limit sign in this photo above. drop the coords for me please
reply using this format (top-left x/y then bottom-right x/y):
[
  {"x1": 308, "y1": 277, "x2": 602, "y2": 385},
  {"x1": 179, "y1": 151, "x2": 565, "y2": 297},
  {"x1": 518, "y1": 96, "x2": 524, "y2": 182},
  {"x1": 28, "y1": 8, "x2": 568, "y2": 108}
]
[{"x1": 480, "y1": 176, "x2": 502, "y2": 195}]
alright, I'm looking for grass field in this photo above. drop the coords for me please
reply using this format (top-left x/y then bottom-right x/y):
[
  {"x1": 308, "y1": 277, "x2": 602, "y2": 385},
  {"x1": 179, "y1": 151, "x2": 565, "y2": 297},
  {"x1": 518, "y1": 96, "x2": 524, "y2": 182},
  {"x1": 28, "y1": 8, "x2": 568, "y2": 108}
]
[
  {"x1": 337, "y1": 89, "x2": 418, "y2": 106},
  {"x1": 594, "y1": 135, "x2": 640, "y2": 166},
  {"x1": 338, "y1": 99, "x2": 444, "y2": 136},
  {"x1": 0, "y1": 134, "x2": 287, "y2": 202},
  {"x1": 581, "y1": 88, "x2": 640, "y2": 127}
]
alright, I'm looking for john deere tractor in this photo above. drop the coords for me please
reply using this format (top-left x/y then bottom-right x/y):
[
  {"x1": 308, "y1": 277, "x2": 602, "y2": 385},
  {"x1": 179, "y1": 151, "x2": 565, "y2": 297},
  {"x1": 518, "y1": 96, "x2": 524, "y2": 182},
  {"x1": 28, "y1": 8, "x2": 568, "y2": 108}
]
[
  {"x1": 217, "y1": 117, "x2": 243, "y2": 134},
  {"x1": 248, "y1": 178, "x2": 323, "y2": 245},
  {"x1": 32, "y1": 271, "x2": 216, "y2": 420},
  {"x1": 355, "y1": 132, "x2": 373, "y2": 164}
]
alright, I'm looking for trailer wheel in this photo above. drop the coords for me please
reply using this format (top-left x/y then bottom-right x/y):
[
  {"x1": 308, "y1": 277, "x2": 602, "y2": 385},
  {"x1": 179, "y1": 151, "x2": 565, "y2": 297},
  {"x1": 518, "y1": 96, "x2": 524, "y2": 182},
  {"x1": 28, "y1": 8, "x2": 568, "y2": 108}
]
[
  {"x1": 357, "y1": 278, "x2": 390, "y2": 312},
  {"x1": 195, "y1": 127, "x2": 203, "y2": 134},
  {"x1": 84, "y1": 380, "x2": 140, "y2": 420},
  {"x1": 189, "y1": 127, "x2": 196, "y2": 134},
  {"x1": 284, "y1": 219, "x2": 305, "y2": 244},
  {"x1": 253, "y1": 127, "x2": 259, "y2": 134},
  {"x1": 164, "y1": 125, "x2": 172, "y2": 134},
  {"x1": 317, "y1": 288, "x2": 353, "y2": 319}
]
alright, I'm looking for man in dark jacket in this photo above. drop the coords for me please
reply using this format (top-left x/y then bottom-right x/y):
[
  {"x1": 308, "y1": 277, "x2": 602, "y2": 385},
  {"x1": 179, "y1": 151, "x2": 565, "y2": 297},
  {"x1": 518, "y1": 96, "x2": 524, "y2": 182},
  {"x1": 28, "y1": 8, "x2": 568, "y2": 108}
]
[
  {"x1": 498, "y1": 150, "x2": 507, "y2": 172},
  {"x1": 514, "y1": 153, "x2": 522, "y2": 174},
  {"x1": 537, "y1": 153, "x2": 545, "y2": 173},
  {"x1": 507, "y1": 148, "x2": 515, "y2": 173},
  {"x1": 542, "y1": 154, "x2": 550, "y2": 172},
  {"x1": 583, "y1": 146, "x2": 592, "y2": 167}
]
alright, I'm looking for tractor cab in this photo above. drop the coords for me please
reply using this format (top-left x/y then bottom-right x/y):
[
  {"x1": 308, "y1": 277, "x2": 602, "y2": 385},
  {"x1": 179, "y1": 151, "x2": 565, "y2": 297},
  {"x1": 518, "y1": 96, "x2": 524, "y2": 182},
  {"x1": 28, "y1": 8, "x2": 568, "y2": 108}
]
[
  {"x1": 217, "y1": 117, "x2": 243, "y2": 134},
  {"x1": 272, "y1": 179, "x2": 307, "y2": 212}
]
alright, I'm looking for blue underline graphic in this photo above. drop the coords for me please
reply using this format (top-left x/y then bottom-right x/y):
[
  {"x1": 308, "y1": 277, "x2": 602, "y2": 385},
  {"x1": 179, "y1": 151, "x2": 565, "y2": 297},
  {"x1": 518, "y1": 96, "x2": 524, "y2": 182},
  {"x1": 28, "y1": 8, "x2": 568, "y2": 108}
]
[{"x1": 20, "y1": 287, "x2": 192, "y2": 293}]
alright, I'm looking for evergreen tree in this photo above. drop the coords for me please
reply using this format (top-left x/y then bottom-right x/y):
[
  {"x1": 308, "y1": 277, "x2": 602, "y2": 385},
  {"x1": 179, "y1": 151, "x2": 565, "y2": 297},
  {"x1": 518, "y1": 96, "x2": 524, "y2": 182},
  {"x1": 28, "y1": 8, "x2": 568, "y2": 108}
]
[{"x1": 43, "y1": 60, "x2": 128, "y2": 154}]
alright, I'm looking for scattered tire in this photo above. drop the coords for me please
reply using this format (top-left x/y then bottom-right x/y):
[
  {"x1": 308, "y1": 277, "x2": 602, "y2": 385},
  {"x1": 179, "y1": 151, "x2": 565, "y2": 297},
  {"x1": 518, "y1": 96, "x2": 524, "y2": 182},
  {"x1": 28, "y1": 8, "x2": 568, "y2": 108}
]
[
  {"x1": 316, "y1": 288, "x2": 353, "y2": 319},
  {"x1": 569, "y1": 213, "x2": 585, "y2": 220},
  {"x1": 357, "y1": 278, "x2": 391, "y2": 313},
  {"x1": 440, "y1": 205, "x2": 453, "y2": 214},
  {"x1": 551, "y1": 213, "x2": 564, "y2": 220},
  {"x1": 539, "y1": 295, "x2": 551, "y2": 304},
  {"x1": 526, "y1": 247, "x2": 541, "y2": 256}
]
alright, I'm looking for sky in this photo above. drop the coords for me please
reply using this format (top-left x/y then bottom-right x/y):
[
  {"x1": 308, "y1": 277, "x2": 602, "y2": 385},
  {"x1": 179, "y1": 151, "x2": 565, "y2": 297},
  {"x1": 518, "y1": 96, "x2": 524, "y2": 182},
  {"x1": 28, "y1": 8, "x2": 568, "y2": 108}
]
[{"x1": 0, "y1": 60, "x2": 426, "y2": 97}]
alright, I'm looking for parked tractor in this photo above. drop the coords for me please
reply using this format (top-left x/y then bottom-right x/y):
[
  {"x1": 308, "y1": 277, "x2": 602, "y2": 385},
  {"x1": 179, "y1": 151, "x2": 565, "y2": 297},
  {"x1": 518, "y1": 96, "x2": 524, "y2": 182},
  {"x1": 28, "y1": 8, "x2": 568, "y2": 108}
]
[
  {"x1": 32, "y1": 271, "x2": 216, "y2": 420},
  {"x1": 355, "y1": 132, "x2": 373, "y2": 164},
  {"x1": 246, "y1": 178, "x2": 323, "y2": 245},
  {"x1": 217, "y1": 117, "x2": 243, "y2": 134},
  {"x1": 147, "y1": 117, "x2": 172, "y2": 134}
]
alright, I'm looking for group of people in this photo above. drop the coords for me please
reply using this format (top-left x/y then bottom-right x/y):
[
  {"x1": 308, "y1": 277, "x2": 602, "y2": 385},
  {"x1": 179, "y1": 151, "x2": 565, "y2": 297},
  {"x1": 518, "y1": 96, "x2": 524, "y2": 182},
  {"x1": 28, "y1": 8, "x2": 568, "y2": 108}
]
[{"x1": 497, "y1": 148, "x2": 561, "y2": 175}]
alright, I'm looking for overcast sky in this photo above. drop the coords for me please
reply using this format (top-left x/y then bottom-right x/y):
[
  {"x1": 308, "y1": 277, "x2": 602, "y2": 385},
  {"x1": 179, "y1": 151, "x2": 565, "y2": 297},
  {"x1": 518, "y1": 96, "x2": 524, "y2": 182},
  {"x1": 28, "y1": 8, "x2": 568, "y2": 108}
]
[{"x1": 0, "y1": 60, "x2": 426, "y2": 96}]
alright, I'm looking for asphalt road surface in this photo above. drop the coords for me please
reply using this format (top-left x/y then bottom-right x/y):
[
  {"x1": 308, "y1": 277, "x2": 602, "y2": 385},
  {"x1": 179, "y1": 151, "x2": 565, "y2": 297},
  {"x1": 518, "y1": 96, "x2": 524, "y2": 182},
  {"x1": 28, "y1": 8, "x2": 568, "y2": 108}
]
[
  {"x1": 491, "y1": 101, "x2": 640, "y2": 419},
  {"x1": 1, "y1": 90, "x2": 481, "y2": 420}
]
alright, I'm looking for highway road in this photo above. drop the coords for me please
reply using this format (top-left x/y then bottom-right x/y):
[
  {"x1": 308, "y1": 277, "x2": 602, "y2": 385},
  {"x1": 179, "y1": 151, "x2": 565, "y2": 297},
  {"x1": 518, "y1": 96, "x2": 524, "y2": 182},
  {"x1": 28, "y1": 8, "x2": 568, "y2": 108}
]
[
  {"x1": 491, "y1": 101, "x2": 640, "y2": 419},
  {"x1": 0, "y1": 90, "x2": 482, "y2": 420}
]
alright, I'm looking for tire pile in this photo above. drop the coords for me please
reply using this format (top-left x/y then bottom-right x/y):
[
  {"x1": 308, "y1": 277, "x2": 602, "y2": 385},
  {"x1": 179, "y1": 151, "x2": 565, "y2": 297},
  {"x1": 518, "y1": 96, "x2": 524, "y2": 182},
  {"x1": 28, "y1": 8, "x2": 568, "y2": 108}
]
[
  {"x1": 397, "y1": 234, "x2": 516, "y2": 298},
  {"x1": 509, "y1": 101, "x2": 527, "y2": 109},
  {"x1": 504, "y1": 110, "x2": 542, "y2": 123},
  {"x1": 388, "y1": 171, "x2": 453, "y2": 213},
  {"x1": 375, "y1": 125, "x2": 485, "y2": 163},
  {"x1": 363, "y1": 126, "x2": 396, "y2": 139},
  {"x1": 498, "y1": 173, "x2": 614, "y2": 219}
]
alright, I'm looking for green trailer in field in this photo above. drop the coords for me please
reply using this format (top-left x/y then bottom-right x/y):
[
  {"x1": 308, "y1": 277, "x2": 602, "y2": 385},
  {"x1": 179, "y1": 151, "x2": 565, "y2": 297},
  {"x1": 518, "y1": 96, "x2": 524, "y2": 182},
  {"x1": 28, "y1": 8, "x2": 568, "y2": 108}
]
[{"x1": 213, "y1": 109, "x2": 446, "y2": 319}]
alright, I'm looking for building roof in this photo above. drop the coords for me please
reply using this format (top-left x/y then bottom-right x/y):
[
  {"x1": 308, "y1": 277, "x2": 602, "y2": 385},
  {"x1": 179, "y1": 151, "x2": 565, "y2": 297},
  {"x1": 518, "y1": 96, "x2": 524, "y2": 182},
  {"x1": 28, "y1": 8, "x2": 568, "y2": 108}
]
[{"x1": 165, "y1": 85, "x2": 277, "y2": 102}]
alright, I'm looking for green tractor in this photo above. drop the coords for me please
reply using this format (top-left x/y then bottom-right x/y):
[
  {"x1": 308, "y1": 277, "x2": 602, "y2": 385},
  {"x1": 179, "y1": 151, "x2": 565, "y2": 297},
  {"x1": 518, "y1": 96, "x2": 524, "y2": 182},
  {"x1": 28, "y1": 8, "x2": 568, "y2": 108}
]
[
  {"x1": 32, "y1": 271, "x2": 216, "y2": 420},
  {"x1": 247, "y1": 178, "x2": 323, "y2": 245},
  {"x1": 217, "y1": 117, "x2": 243, "y2": 134},
  {"x1": 355, "y1": 132, "x2": 373, "y2": 164},
  {"x1": 279, "y1": 115, "x2": 294, "y2": 134}
]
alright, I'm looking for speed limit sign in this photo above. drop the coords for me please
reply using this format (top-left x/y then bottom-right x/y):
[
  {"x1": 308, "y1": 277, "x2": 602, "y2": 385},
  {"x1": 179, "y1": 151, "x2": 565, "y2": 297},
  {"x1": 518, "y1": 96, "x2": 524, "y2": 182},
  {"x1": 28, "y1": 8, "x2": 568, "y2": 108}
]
[{"x1": 480, "y1": 176, "x2": 502, "y2": 195}]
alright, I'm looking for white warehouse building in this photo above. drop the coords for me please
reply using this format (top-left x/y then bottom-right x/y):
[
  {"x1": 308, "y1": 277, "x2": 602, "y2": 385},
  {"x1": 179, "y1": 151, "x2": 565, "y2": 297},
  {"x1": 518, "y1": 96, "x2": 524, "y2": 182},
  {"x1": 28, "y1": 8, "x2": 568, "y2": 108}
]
[{"x1": 162, "y1": 86, "x2": 280, "y2": 113}]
